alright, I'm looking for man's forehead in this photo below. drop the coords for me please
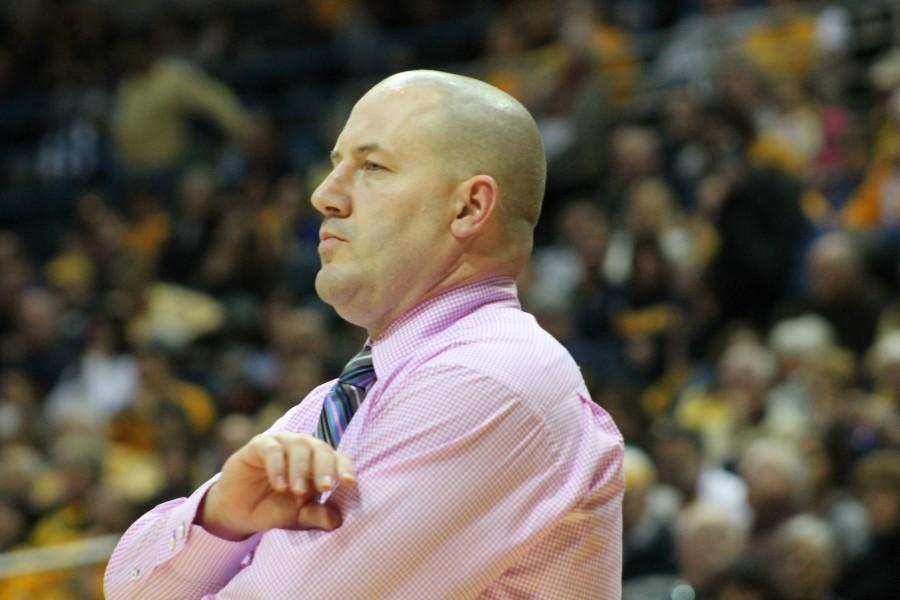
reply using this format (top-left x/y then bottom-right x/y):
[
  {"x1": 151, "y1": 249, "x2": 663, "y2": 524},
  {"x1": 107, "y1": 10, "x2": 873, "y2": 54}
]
[{"x1": 335, "y1": 87, "x2": 444, "y2": 154}]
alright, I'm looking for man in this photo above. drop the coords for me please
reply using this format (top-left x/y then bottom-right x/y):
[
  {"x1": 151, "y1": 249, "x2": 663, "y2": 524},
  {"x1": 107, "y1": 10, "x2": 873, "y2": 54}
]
[{"x1": 104, "y1": 70, "x2": 624, "y2": 599}]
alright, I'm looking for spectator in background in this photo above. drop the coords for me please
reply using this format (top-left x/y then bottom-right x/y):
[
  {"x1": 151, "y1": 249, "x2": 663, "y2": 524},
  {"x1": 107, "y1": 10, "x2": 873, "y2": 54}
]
[
  {"x1": 742, "y1": 0, "x2": 817, "y2": 82},
  {"x1": 838, "y1": 450, "x2": 900, "y2": 600},
  {"x1": 0, "y1": 500, "x2": 26, "y2": 552},
  {"x1": 650, "y1": 0, "x2": 764, "y2": 93},
  {"x1": 43, "y1": 231, "x2": 98, "y2": 341},
  {"x1": 609, "y1": 235, "x2": 685, "y2": 388},
  {"x1": 160, "y1": 165, "x2": 220, "y2": 288},
  {"x1": 526, "y1": 199, "x2": 609, "y2": 312},
  {"x1": 716, "y1": 57, "x2": 774, "y2": 135},
  {"x1": 0, "y1": 233, "x2": 32, "y2": 337},
  {"x1": 73, "y1": 193, "x2": 132, "y2": 289},
  {"x1": 110, "y1": 23, "x2": 251, "y2": 173},
  {"x1": 0, "y1": 443, "x2": 44, "y2": 518},
  {"x1": 676, "y1": 333, "x2": 779, "y2": 465},
  {"x1": 525, "y1": 200, "x2": 622, "y2": 376},
  {"x1": 870, "y1": 331, "x2": 900, "y2": 407},
  {"x1": 476, "y1": 10, "x2": 534, "y2": 101},
  {"x1": 625, "y1": 502, "x2": 749, "y2": 600},
  {"x1": 709, "y1": 159, "x2": 807, "y2": 329},
  {"x1": 255, "y1": 353, "x2": 324, "y2": 431},
  {"x1": 252, "y1": 174, "x2": 315, "y2": 291},
  {"x1": 27, "y1": 433, "x2": 106, "y2": 547},
  {"x1": 108, "y1": 345, "x2": 216, "y2": 454},
  {"x1": 765, "y1": 314, "x2": 838, "y2": 435},
  {"x1": 660, "y1": 90, "x2": 710, "y2": 205},
  {"x1": 603, "y1": 177, "x2": 693, "y2": 287},
  {"x1": 793, "y1": 232, "x2": 886, "y2": 356},
  {"x1": 650, "y1": 422, "x2": 751, "y2": 529},
  {"x1": 45, "y1": 315, "x2": 139, "y2": 430},
  {"x1": 558, "y1": 1, "x2": 641, "y2": 106},
  {"x1": 798, "y1": 433, "x2": 870, "y2": 562},
  {"x1": 623, "y1": 445, "x2": 677, "y2": 581},
  {"x1": 122, "y1": 187, "x2": 171, "y2": 263},
  {"x1": 706, "y1": 560, "x2": 785, "y2": 600},
  {"x1": 191, "y1": 414, "x2": 259, "y2": 497},
  {"x1": 34, "y1": 90, "x2": 112, "y2": 183},
  {"x1": 2, "y1": 288, "x2": 77, "y2": 396},
  {"x1": 589, "y1": 379, "x2": 650, "y2": 448},
  {"x1": 768, "y1": 514, "x2": 840, "y2": 600},
  {"x1": 527, "y1": 2, "x2": 613, "y2": 188},
  {"x1": 814, "y1": 124, "x2": 872, "y2": 230},
  {"x1": 0, "y1": 433, "x2": 109, "y2": 598},
  {"x1": 738, "y1": 437, "x2": 813, "y2": 556},
  {"x1": 0, "y1": 371, "x2": 42, "y2": 448},
  {"x1": 842, "y1": 89, "x2": 900, "y2": 233},
  {"x1": 855, "y1": 331, "x2": 900, "y2": 450},
  {"x1": 600, "y1": 125, "x2": 664, "y2": 221},
  {"x1": 755, "y1": 78, "x2": 825, "y2": 176},
  {"x1": 116, "y1": 255, "x2": 226, "y2": 352}
]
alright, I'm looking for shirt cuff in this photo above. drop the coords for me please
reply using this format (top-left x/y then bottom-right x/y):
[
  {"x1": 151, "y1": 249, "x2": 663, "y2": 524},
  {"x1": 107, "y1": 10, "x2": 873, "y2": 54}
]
[{"x1": 160, "y1": 476, "x2": 263, "y2": 585}]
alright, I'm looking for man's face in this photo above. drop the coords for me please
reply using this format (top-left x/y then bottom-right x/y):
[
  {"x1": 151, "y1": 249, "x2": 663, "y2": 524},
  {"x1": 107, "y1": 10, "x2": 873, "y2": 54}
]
[{"x1": 311, "y1": 85, "x2": 458, "y2": 333}]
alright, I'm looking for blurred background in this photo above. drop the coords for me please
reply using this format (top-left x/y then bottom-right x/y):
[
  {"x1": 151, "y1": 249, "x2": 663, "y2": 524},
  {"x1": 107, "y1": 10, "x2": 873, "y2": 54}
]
[{"x1": 0, "y1": 0, "x2": 898, "y2": 598}]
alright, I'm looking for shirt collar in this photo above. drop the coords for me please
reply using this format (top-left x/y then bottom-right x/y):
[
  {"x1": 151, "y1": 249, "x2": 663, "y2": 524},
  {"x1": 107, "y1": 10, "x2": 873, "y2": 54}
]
[{"x1": 369, "y1": 276, "x2": 520, "y2": 379}]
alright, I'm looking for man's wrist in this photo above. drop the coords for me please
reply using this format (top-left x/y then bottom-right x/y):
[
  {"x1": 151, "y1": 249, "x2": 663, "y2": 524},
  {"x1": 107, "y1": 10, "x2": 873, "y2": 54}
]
[{"x1": 196, "y1": 483, "x2": 255, "y2": 541}]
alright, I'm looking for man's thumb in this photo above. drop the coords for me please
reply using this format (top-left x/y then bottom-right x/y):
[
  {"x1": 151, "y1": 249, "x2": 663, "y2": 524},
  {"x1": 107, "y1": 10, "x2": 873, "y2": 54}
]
[{"x1": 297, "y1": 501, "x2": 343, "y2": 530}]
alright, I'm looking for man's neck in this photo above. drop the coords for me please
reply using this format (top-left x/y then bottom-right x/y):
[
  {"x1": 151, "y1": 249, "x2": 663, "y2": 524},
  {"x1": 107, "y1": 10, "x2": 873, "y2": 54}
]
[{"x1": 368, "y1": 258, "x2": 521, "y2": 340}]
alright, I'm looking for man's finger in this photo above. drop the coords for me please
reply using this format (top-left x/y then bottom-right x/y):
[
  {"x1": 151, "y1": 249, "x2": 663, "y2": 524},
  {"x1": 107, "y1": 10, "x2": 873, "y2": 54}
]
[
  {"x1": 286, "y1": 440, "x2": 312, "y2": 495},
  {"x1": 335, "y1": 451, "x2": 357, "y2": 485},
  {"x1": 297, "y1": 502, "x2": 343, "y2": 531},
  {"x1": 256, "y1": 436, "x2": 288, "y2": 491},
  {"x1": 312, "y1": 443, "x2": 337, "y2": 491}
]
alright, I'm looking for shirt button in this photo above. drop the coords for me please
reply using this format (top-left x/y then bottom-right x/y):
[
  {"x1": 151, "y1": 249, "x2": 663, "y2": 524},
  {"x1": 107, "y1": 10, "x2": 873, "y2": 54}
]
[
  {"x1": 169, "y1": 534, "x2": 177, "y2": 551},
  {"x1": 177, "y1": 523, "x2": 186, "y2": 539},
  {"x1": 131, "y1": 567, "x2": 141, "y2": 580}
]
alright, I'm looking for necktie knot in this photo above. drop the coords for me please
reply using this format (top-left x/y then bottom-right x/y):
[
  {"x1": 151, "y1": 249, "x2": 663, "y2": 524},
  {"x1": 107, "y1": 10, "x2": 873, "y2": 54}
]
[
  {"x1": 337, "y1": 346, "x2": 376, "y2": 389},
  {"x1": 315, "y1": 345, "x2": 376, "y2": 448}
]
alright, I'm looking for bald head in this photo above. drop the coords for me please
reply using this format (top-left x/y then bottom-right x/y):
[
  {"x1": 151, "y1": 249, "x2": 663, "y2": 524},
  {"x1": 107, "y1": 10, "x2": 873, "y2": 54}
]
[
  {"x1": 369, "y1": 70, "x2": 547, "y2": 233},
  {"x1": 313, "y1": 70, "x2": 545, "y2": 335}
]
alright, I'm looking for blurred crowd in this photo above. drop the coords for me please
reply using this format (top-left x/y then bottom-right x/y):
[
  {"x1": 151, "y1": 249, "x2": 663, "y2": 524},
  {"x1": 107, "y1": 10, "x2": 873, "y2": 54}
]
[{"x1": 0, "y1": 0, "x2": 899, "y2": 599}]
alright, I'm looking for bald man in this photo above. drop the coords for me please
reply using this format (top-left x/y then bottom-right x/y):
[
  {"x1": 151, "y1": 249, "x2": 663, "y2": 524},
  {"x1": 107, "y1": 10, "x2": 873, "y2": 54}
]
[{"x1": 104, "y1": 71, "x2": 624, "y2": 599}]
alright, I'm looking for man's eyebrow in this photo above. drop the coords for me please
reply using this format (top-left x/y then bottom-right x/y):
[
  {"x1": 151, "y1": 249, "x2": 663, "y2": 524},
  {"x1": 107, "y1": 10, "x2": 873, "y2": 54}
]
[{"x1": 330, "y1": 143, "x2": 386, "y2": 163}]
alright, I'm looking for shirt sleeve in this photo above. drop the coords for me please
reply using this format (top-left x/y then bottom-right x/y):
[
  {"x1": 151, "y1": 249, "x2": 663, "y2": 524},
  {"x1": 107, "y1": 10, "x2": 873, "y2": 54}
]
[
  {"x1": 102, "y1": 475, "x2": 263, "y2": 600},
  {"x1": 207, "y1": 365, "x2": 590, "y2": 598},
  {"x1": 103, "y1": 385, "x2": 328, "y2": 600}
]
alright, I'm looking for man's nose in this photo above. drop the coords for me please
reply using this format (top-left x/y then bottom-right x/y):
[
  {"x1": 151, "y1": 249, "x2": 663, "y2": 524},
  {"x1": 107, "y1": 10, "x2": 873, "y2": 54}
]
[{"x1": 311, "y1": 167, "x2": 351, "y2": 217}]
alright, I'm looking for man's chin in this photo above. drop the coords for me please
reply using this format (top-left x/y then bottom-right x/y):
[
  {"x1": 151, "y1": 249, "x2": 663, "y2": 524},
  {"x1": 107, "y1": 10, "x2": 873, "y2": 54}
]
[
  {"x1": 315, "y1": 270, "x2": 375, "y2": 329},
  {"x1": 315, "y1": 268, "x2": 354, "y2": 308},
  {"x1": 314, "y1": 269, "x2": 337, "y2": 304}
]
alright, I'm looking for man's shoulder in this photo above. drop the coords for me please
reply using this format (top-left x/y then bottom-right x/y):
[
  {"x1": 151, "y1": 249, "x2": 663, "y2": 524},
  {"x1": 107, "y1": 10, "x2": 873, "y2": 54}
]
[
  {"x1": 420, "y1": 309, "x2": 583, "y2": 401},
  {"x1": 444, "y1": 304, "x2": 570, "y2": 352}
]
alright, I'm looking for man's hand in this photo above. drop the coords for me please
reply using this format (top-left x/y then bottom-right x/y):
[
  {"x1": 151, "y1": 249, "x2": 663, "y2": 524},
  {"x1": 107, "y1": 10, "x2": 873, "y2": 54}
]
[{"x1": 197, "y1": 433, "x2": 357, "y2": 540}]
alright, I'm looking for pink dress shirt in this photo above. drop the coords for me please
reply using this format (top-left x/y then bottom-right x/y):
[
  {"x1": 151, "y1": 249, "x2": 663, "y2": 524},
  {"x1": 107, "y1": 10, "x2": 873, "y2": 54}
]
[{"x1": 104, "y1": 277, "x2": 624, "y2": 599}]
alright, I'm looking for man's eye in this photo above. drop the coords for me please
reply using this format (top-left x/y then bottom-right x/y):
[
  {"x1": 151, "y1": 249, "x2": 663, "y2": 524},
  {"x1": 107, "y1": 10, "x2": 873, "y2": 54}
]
[{"x1": 363, "y1": 161, "x2": 384, "y2": 171}]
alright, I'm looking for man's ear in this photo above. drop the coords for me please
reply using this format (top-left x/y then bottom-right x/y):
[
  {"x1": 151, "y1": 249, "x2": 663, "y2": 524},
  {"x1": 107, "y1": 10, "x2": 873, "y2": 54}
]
[{"x1": 450, "y1": 175, "x2": 498, "y2": 239}]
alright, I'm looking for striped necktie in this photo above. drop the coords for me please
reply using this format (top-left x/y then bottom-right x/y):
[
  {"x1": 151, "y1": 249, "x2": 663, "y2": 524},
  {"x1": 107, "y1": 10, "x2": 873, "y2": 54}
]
[{"x1": 315, "y1": 346, "x2": 376, "y2": 448}]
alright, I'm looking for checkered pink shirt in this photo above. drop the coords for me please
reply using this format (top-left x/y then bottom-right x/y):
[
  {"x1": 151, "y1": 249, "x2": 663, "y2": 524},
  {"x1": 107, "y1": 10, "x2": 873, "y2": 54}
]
[{"x1": 104, "y1": 277, "x2": 624, "y2": 599}]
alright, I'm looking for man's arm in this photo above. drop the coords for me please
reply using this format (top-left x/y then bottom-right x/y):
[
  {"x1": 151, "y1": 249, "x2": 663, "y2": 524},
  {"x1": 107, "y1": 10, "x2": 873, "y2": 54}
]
[
  {"x1": 204, "y1": 365, "x2": 620, "y2": 598},
  {"x1": 103, "y1": 476, "x2": 263, "y2": 600},
  {"x1": 106, "y1": 366, "x2": 622, "y2": 599},
  {"x1": 103, "y1": 383, "x2": 333, "y2": 600}
]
